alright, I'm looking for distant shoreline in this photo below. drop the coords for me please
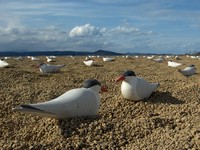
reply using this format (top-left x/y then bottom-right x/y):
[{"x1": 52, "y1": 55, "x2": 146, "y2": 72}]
[
  {"x1": 0, "y1": 50, "x2": 179, "y2": 57},
  {"x1": 0, "y1": 50, "x2": 122, "y2": 57}
]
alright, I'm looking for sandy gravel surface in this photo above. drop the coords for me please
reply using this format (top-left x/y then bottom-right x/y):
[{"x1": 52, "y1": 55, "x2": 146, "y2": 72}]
[{"x1": 0, "y1": 56, "x2": 200, "y2": 149}]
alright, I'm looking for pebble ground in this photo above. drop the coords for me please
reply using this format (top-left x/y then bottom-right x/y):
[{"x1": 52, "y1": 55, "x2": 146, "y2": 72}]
[{"x1": 0, "y1": 56, "x2": 199, "y2": 149}]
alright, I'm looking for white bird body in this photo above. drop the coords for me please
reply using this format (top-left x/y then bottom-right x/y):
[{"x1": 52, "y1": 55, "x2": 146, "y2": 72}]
[
  {"x1": 49, "y1": 56, "x2": 56, "y2": 59},
  {"x1": 167, "y1": 61, "x2": 182, "y2": 67},
  {"x1": 46, "y1": 57, "x2": 55, "y2": 62},
  {"x1": 175, "y1": 56, "x2": 181, "y2": 60},
  {"x1": 103, "y1": 57, "x2": 115, "y2": 62},
  {"x1": 38, "y1": 63, "x2": 66, "y2": 73},
  {"x1": 14, "y1": 56, "x2": 23, "y2": 60},
  {"x1": 125, "y1": 55, "x2": 130, "y2": 58},
  {"x1": 191, "y1": 56, "x2": 198, "y2": 59},
  {"x1": 165, "y1": 55, "x2": 172, "y2": 59},
  {"x1": 147, "y1": 56, "x2": 154, "y2": 59},
  {"x1": 0, "y1": 60, "x2": 9, "y2": 68},
  {"x1": 12, "y1": 79, "x2": 106, "y2": 119},
  {"x1": 116, "y1": 70, "x2": 159, "y2": 101},
  {"x1": 13, "y1": 88, "x2": 99, "y2": 119},
  {"x1": 178, "y1": 66, "x2": 196, "y2": 76},
  {"x1": 31, "y1": 57, "x2": 40, "y2": 61},
  {"x1": 153, "y1": 57, "x2": 165, "y2": 63},
  {"x1": 83, "y1": 60, "x2": 94, "y2": 66},
  {"x1": 121, "y1": 77, "x2": 159, "y2": 101},
  {"x1": 4, "y1": 57, "x2": 11, "y2": 60}
]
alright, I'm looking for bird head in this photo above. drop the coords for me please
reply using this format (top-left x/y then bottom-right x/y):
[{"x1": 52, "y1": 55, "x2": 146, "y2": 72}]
[
  {"x1": 35, "y1": 63, "x2": 45, "y2": 68},
  {"x1": 83, "y1": 79, "x2": 107, "y2": 93},
  {"x1": 116, "y1": 70, "x2": 136, "y2": 82}
]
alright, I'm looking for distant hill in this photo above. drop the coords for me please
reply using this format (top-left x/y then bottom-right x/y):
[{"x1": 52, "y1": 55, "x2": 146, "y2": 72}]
[
  {"x1": 0, "y1": 50, "x2": 123, "y2": 57},
  {"x1": 93, "y1": 50, "x2": 122, "y2": 56}
]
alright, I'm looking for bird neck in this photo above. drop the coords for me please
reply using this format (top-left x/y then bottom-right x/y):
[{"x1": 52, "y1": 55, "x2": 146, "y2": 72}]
[
  {"x1": 124, "y1": 76, "x2": 136, "y2": 83},
  {"x1": 88, "y1": 85, "x2": 101, "y2": 94}
]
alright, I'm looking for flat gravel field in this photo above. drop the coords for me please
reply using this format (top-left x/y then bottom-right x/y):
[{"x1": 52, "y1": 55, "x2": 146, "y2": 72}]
[{"x1": 0, "y1": 56, "x2": 199, "y2": 149}]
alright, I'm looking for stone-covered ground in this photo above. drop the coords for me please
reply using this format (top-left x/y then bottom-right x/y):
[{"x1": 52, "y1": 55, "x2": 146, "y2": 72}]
[{"x1": 0, "y1": 56, "x2": 199, "y2": 149}]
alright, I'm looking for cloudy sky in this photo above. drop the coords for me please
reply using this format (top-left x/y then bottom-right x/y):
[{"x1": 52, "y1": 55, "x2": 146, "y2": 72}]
[{"x1": 0, "y1": 0, "x2": 200, "y2": 54}]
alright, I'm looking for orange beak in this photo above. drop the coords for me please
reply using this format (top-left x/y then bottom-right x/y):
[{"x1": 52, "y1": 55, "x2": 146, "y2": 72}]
[
  {"x1": 35, "y1": 64, "x2": 40, "y2": 68},
  {"x1": 115, "y1": 75, "x2": 125, "y2": 82}
]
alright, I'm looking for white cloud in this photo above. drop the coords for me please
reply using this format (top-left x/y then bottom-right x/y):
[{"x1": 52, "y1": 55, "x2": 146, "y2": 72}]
[
  {"x1": 111, "y1": 26, "x2": 140, "y2": 34},
  {"x1": 69, "y1": 24, "x2": 104, "y2": 37},
  {"x1": 0, "y1": 24, "x2": 68, "y2": 51},
  {"x1": 0, "y1": 0, "x2": 200, "y2": 54},
  {"x1": 147, "y1": 31, "x2": 153, "y2": 34}
]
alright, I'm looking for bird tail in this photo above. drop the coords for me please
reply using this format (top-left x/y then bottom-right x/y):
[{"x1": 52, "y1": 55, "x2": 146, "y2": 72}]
[
  {"x1": 155, "y1": 83, "x2": 160, "y2": 89},
  {"x1": 157, "y1": 83, "x2": 160, "y2": 88},
  {"x1": 61, "y1": 64, "x2": 66, "y2": 67},
  {"x1": 12, "y1": 104, "x2": 57, "y2": 118}
]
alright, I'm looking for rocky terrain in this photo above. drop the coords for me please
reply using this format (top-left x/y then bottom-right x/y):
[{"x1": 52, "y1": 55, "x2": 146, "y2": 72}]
[{"x1": 0, "y1": 56, "x2": 200, "y2": 149}]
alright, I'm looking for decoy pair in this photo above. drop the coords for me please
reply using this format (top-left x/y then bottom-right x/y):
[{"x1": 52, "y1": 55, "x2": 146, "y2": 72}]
[{"x1": 13, "y1": 70, "x2": 159, "y2": 119}]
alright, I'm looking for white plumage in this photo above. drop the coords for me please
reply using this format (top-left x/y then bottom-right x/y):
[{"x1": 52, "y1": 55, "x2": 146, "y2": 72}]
[
  {"x1": 103, "y1": 57, "x2": 115, "y2": 62},
  {"x1": 0, "y1": 59, "x2": 9, "y2": 68},
  {"x1": 12, "y1": 79, "x2": 107, "y2": 119},
  {"x1": 83, "y1": 60, "x2": 94, "y2": 66},
  {"x1": 37, "y1": 63, "x2": 66, "y2": 73},
  {"x1": 31, "y1": 57, "x2": 40, "y2": 61},
  {"x1": 153, "y1": 57, "x2": 165, "y2": 63},
  {"x1": 167, "y1": 61, "x2": 182, "y2": 67},
  {"x1": 116, "y1": 70, "x2": 159, "y2": 101},
  {"x1": 178, "y1": 65, "x2": 196, "y2": 77}
]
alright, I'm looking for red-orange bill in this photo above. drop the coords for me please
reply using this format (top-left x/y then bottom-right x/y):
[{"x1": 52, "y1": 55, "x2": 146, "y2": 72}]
[{"x1": 115, "y1": 75, "x2": 125, "y2": 82}]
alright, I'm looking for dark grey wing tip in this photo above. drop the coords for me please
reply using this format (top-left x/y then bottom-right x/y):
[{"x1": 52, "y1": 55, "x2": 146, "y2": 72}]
[
  {"x1": 157, "y1": 83, "x2": 160, "y2": 88},
  {"x1": 20, "y1": 104, "x2": 44, "y2": 111}
]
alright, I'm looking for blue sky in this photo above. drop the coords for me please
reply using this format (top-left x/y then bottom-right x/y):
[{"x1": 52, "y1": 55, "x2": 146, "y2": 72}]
[{"x1": 0, "y1": 0, "x2": 200, "y2": 54}]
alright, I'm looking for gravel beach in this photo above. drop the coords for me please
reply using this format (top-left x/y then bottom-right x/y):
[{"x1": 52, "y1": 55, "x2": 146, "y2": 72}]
[{"x1": 0, "y1": 56, "x2": 200, "y2": 149}]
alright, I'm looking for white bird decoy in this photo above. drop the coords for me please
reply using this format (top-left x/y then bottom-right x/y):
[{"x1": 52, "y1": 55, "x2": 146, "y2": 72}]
[
  {"x1": 178, "y1": 65, "x2": 196, "y2": 77},
  {"x1": 4, "y1": 57, "x2": 11, "y2": 60},
  {"x1": 83, "y1": 60, "x2": 94, "y2": 67},
  {"x1": 14, "y1": 56, "x2": 23, "y2": 60},
  {"x1": 36, "y1": 63, "x2": 66, "y2": 74},
  {"x1": 85, "y1": 56, "x2": 90, "y2": 60},
  {"x1": 46, "y1": 57, "x2": 55, "y2": 62},
  {"x1": 152, "y1": 57, "x2": 165, "y2": 63},
  {"x1": 49, "y1": 56, "x2": 56, "y2": 59},
  {"x1": 147, "y1": 55, "x2": 155, "y2": 59},
  {"x1": 0, "y1": 59, "x2": 9, "y2": 68},
  {"x1": 12, "y1": 79, "x2": 107, "y2": 119},
  {"x1": 175, "y1": 56, "x2": 181, "y2": 60},
  {"x1": 190, "y1": 56, "x2": 198, "y2": 59},
  {"x1": 116, "y1": 70, "x2": 159, "y2": 101},
  {"x1": 31, "y1": 57, "x2": 40, "y2": 61},
  {"x1": 165, "y1": 55, "x2": 172, "y2": 59},
  {"x1": 167, "y1": 60, "x2": 182, "y2": 67},
  {"x1": 103, "y1": 57, "x2": 115, "y2": 62}
]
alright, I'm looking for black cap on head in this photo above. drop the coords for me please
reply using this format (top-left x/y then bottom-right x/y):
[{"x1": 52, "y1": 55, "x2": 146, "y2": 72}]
[
  {"x1": 83, "y1": 79, "x2": 101, "y2": 88},
  {"x1": 189, "y1": 64, "x2": 195, "y2": 67},
  {"x1": 123, "y1": 70, "x2": 136, "y2": 76},
  {"x1": 38, "y1": 63, "x2": 44, "y2": 66}
]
